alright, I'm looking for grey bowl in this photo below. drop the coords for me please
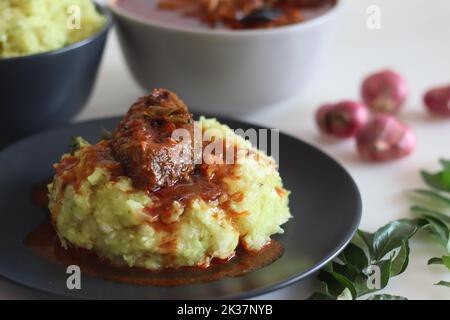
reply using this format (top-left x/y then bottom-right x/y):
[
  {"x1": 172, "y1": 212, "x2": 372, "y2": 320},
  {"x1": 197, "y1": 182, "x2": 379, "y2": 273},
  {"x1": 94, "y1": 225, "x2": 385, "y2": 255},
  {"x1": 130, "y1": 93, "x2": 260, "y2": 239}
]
[
  {"x1": 109, "y1": 0, "x2": 342, "y2": 115},
  {"x1": 0, "y1": 4, "x2": 113, "y2": 145}
]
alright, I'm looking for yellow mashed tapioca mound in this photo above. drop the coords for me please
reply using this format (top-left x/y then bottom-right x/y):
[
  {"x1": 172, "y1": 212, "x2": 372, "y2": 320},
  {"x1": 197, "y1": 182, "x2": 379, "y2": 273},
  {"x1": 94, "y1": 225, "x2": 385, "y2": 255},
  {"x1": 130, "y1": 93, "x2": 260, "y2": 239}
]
[
  {"x1": 48, "y1": 118, "x2": 291, "y2": 270},
  {"x1": 0, "y1": 0, "x2": 105, "y2": 58}
]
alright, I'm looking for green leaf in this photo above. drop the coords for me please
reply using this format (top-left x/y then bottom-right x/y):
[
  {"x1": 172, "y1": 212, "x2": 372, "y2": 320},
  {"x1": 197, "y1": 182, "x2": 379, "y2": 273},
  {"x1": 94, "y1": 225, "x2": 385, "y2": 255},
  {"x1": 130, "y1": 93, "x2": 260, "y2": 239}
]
[
  {"x1": 332, "y1": 261, "x2": 359, "y2": 281},
  {"x1": 407, "y1": 218, "x2": 430, "y2": 229},
  {"x1": 69, "y1": 137, "x2": 89, "y2": 155},
  {"x1": 440, "y1": 159, "x2": 450, "y2": 171},
  {"x1": 311, "y1": 260, "x2": 364, "y2": 300},
  {"x1": 330, "y1": 262, "x2": 373, "y2": 298},
  {"x1": 308, "y1": 281, "x2": 336, "y2": 300},
  {"x1": 390, "y1": 241, "x2": 410, "y2": 277},
  {"x1": 360, "y1": 259, "x2": 393, "y2": 296},
  {"x1": 356, "y1": 230, "x2": 374, "y2": 255},
  {"x1": 417, "y1": 215, "x2": 449, "y2": 247},
  {"x1": 411, "y1": 206, "x2": 450, "y2": 224},
  {"x1": 351, "y1": 274, "x2": 372, "y2": 297},
  {"x1": 378, "y1": 259, "x2": 394, "y2": 291},
  {"x1": 69, "y1": 136, "x2": 81, "y2": 154},
  {"x1": 411, "y1": 189, "x2": 450, "y2": 207},
  {"x1": 318, "y1": 266, "x2": 357, "y2": 299},
  {"x1": 310, "y1": 159, "x2": 450, "y2": 301},
  {"x1": 317, "y1": 264, "x2": 344, "y2": 297},
  {"x1": 338, "y1": 242, "x2": 368, "y2": 272},
  {"x1": 435, "y1": 281, "x2": 450, "y2": 287},
  {"x1": 442, "y1": 256, "x2": 450, "y2": 270},
  {"x1": 337, "y1": 288, "x2": 353, "y2": 300},
  {"x1": 421, "y1": 170, "x2": 450, "y2": 193},
  {"x1": 366, "y1": 294, "x2": 408, "y2": 300},
  {"x1": 427, "y1": 256, "x2": 450, "y2": 271},
  {"x1": 372, "y1": 220, "x2": 418, "y2": 261},
  {"x1": 428, "y1": 257, "x2": 443, "y2": 265},
  {"x1": 309, "y1": 222, "x2": 416, "y2": 300}
]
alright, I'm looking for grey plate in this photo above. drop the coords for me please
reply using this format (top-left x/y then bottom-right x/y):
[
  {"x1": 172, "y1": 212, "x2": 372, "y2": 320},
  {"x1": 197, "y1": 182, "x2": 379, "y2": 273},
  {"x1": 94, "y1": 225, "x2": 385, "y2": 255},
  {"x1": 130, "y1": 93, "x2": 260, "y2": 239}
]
[{"x1": 0, "y1": 116, "x2": 361, "y2": 299}]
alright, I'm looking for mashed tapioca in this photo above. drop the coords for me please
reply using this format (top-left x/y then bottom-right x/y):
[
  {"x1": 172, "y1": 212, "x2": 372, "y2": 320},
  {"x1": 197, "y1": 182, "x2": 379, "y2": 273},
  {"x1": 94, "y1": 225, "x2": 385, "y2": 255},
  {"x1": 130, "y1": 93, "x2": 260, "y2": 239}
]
[
  {"x1": 48, "y1": 118, "x2": 291, "y2": 270},
  {"x1": 0, "y1": 0, "x2": 105, "y2": 58}
]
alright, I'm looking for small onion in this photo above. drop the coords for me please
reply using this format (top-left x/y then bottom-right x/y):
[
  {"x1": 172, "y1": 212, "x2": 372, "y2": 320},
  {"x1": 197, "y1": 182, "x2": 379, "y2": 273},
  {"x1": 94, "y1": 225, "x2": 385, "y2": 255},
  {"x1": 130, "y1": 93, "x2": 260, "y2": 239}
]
[
  {"x1": 316, "y1": 101, "x2": 369, "y2": 138},
  {"x1": 424, "y1": 85, "x2": 450, "y2": 117},
  {"x1": 361, "y1": 70, "x2": 409, "y2": 114},
  {"x1": 356, "y1": 115, "x2": 416, "y2": 162}
]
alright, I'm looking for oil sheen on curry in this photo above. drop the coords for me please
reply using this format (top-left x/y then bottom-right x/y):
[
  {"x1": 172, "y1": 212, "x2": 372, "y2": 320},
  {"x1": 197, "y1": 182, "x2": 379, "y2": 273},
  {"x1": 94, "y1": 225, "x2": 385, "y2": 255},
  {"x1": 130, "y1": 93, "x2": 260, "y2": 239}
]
[{"x1": 31, "y1": 89, "x2": 291, "y2": 284}]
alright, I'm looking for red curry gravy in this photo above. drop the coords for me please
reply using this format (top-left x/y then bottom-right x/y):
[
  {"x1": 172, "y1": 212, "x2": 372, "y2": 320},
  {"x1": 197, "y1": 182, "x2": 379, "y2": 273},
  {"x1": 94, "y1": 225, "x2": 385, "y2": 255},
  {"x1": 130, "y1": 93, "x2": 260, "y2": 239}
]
[
  {"x1": 25, "y1": 220, "x2": 283, "y2": 286},
  {"x1": 27, "y1": 159, "x2": 284, "y2": 286}
]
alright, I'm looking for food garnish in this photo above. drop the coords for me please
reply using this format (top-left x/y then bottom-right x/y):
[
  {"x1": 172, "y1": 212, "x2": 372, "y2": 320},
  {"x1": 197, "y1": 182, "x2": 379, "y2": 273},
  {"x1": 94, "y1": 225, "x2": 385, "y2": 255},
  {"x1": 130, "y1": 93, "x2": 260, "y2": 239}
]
[{"x1": 310, "y1": 159, "x2": 450, "y2": 300}]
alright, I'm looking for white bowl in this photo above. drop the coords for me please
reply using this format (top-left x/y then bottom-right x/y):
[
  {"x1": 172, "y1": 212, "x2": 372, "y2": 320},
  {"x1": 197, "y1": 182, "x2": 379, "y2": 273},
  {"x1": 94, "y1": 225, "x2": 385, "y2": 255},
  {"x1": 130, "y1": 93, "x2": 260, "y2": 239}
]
[{"x1": 109, "y1": 0, "x2": 342, "y2": 115}]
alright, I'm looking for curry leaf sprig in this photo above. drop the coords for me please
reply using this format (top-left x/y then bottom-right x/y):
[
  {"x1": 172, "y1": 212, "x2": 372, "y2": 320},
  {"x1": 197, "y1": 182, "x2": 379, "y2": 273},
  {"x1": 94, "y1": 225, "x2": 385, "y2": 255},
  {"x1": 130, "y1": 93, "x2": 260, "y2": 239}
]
[
  {"x1": 310, "y1": 159, "x2": 450, "y2": 300},
  {"x1": 309, "y1": 220, "x2": 418, "y2": 300},
  {"x1": 410, "y1": 159, "x2": 450, "y2": 287}
]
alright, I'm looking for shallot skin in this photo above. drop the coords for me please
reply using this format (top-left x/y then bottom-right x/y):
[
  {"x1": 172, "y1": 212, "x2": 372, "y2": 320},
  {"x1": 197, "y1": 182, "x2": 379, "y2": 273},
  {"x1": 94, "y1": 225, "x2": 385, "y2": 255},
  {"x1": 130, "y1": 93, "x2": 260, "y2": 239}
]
[
  {"x1": 316, "y1": 101, "x2": 369, "y2": 138},
  {"x1": 424, "y1": 86, "x2": 450, "y2": 117},
  {"x1": 356, "y1": 115, "x2": 416, "y2": 162},
  {"x1": 361, "y1": 70, "x2": 409, "y2": 114}
]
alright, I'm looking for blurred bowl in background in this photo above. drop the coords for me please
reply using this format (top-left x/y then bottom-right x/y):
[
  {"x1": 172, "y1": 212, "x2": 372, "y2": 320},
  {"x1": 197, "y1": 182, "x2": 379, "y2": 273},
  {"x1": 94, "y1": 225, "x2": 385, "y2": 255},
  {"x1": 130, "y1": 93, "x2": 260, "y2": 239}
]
[
  {"x1": 110, "y1": 0, "x2": 341, "y2": 116},
  {"x1": 0, "y1": 4, "x2": 113, "y2": 144}
]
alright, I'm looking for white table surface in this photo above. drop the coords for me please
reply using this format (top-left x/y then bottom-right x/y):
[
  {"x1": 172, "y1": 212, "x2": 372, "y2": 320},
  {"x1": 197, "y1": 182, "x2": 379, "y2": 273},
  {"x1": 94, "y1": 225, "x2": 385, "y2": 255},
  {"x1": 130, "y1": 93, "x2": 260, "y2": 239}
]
[{"x1": 1, "y1": 0, "x2": 450, "y2": 300}]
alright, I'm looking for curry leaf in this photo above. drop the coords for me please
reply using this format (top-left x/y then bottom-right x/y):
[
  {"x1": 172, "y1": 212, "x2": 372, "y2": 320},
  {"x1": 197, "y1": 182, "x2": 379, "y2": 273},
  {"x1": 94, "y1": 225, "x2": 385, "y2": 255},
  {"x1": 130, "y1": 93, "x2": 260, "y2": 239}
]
[
  {"x1": 356, "y1": 230, "x2": 374, "y2": 255},
  {"x1": 372, "y1": 220, "x2": 418, "y2": 261},
  {"x1": 318, "y1": 263, "x2": 357, "y2": 299},
  {"x1": 309, "y1": 222, "x2": 413, "y2": 300},
  {"x1": 337, "y1": 288, "x2": 353, "y2": 300},
  {"x1": 69, "y1": 136, "x2": 81, "y2": 154},
  {"x1": 421, "y1": 170, "x2": 450, "y2": 193},
  {"x1": 442, "y1": 256, "x2": 450, "y2": 270},
  {"x1": 417, "y1": 215, "x2": 449, "y2": 247},
  {"x1": 411, "y1": 206, "x2": 450, "y2": 224},
  {"x1": 440, "y1": 159, "x2": 450, "y2": 171},
  {"x1": 309, "y1": 282, "x2": 335, "y2": 300},
  {"x1": 338, "y1": 242, "x2": 368, "y2": 272},
  {"x1": 390, "y1": 241, "x2": 410, "y2": 277},
  {"x1": 310, "y1": 160, "x2": 450, "y2": 300},
  {"x1": 411, "y1": 189, "x2": 450, "y2": 207},
  {"x1": 428, "y1": 257, "x2": 444, "y2": 265},
  {"x1": 376, "y1": 259, "x2": 393, "y2": 292},
  {"x1": 435, "y1": 281, "x2": 450, "y2": 287}
]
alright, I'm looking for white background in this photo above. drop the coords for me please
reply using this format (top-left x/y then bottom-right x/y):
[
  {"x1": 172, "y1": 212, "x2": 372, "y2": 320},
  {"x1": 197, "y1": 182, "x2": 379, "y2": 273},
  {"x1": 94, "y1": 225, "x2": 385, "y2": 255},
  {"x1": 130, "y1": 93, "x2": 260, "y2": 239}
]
[{"x1": 1, "y1": 0, "x2": 450, "y2": 299}]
